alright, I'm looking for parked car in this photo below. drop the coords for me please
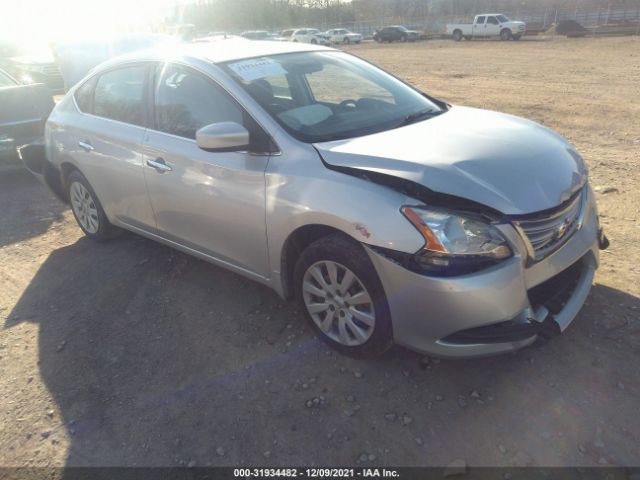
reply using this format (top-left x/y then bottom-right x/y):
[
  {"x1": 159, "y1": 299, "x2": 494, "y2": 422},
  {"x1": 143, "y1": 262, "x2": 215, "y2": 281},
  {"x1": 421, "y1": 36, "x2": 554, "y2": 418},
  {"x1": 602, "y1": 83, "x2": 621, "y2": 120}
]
[
  {"x1": 447, "y1": 14, "x2": 526, "y2": 41},
  {"x1": 289, "y1": 28, "x2": 331, "y2": 45},
  {"x1": 0, "y1": 68, "x2": 53, "y2": 165},
  {"x1": 373, "y1": 26, "x2": 420, "y2": 43},
  {"x1": 0, "y1": 40, "x2": 65, "y2": 94},
  {"x1": 279, "y1": 29, "x2": 296, "y2": 39},
  {"x1": 194, "y1": 33, "x2": 244, "y2": 43},
  {"x1": 53, "y1": 34, "x2": 180, "y2": 92},
  {"x1": 325, "y1": 29, "x2": 362, "y2": 44},
  {"x1": 241, "y1": 31, "x2": 274, "y2": 40},
  {"x1": 27, "y1": 39, "x2": 607, "y2": 358}
]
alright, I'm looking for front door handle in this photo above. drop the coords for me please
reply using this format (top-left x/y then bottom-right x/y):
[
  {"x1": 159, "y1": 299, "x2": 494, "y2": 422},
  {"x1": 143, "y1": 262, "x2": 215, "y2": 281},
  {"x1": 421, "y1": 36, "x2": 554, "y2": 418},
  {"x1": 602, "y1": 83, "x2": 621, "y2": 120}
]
[
  {"x1": 146, "y1": 157, "x2": 172, "y2": 173},
  {"x1": 78, "y1": 140, "x2": 94, "y2": 152}
]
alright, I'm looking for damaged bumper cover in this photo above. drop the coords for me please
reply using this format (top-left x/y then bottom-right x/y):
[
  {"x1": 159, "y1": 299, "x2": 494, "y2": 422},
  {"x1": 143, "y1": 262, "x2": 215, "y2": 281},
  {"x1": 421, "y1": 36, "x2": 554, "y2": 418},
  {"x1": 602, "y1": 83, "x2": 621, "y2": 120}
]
[{"x1": 364, "y1": 188, "x2": 604, "y2": 358}]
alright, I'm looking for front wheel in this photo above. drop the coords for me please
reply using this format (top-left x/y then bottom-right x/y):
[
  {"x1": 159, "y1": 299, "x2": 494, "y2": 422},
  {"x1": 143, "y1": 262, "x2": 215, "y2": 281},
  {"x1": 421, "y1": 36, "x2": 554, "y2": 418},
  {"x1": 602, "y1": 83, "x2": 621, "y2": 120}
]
[
  {"x1": 500, "y1": 29, "x2": 512, "y2": 41},
  {"x1": 67, "y1": 170, "x2": 120, "y2": 241},
  {"x1": 294, "y1": 234, "x2": 393, "y2": 356},
  {"x1": 311, "y1": 38, "x2": 317, "y2": 44},
  {"x1": 343, "y1": 37, "x2": 350, "y2": 44},
  {"x1": 513, "y1": 34, "x2": 522, "y2": 40}
]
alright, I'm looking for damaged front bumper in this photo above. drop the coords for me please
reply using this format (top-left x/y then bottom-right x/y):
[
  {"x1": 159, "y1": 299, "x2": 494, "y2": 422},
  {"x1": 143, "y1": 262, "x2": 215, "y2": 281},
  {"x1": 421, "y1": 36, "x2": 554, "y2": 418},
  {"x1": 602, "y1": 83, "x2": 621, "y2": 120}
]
[{"x1": 365, "y1": 189, "x2": 605, "y2": 358}]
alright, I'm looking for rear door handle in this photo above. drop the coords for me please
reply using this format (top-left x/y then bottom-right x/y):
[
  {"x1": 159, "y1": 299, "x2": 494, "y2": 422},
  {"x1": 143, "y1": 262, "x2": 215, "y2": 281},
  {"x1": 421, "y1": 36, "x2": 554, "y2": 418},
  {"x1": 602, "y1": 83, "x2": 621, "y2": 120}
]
[
  {"x1": 146, "y1": 157, "x2": 172, "y2": 173},
  {"x1": 78, "y1": 140, "x2": 94, "y2": 152}
]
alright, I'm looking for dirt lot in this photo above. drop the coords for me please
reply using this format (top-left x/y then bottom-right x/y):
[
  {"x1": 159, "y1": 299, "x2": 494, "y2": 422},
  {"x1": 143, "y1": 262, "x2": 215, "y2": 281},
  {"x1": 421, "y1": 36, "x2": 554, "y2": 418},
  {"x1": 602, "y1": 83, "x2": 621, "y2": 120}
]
[{"x1": 1, "y1": 36, "x2": 639, "y2": 469}]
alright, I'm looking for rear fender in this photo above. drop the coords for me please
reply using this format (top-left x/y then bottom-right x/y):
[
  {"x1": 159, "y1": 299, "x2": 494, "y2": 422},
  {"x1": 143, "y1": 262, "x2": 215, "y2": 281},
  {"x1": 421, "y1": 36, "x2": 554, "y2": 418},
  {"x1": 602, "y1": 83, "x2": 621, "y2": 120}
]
[{"x1": 18, "y1": 141, "x2": 67, "y2": 203}]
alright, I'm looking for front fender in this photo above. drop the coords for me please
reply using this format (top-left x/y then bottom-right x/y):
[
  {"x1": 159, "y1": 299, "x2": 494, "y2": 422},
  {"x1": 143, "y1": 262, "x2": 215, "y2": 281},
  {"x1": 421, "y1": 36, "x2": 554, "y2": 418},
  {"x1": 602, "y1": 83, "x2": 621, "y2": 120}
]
[{"x1": 266, "y1": 162, "x2": 425, "y2": 296}]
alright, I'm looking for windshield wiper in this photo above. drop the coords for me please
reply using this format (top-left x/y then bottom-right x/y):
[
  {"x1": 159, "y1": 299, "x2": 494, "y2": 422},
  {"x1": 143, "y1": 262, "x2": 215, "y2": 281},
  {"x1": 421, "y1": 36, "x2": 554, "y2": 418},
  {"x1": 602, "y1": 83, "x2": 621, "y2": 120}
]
[{"x1": 399, "y1": 109, "x2": 444, "y2": 127}]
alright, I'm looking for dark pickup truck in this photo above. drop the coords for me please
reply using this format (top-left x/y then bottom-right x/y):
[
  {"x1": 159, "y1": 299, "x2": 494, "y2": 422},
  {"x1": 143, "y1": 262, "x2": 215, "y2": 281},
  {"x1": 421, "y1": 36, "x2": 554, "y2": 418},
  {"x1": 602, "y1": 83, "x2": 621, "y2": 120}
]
[{"x1": 0, "y1": 68, "x2": 54, "y2": 168}]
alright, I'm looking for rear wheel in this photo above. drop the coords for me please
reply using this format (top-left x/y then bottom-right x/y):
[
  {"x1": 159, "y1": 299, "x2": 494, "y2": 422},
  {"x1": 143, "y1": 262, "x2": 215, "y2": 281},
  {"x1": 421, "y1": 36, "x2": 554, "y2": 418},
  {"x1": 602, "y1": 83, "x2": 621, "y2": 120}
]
[
  {"x1": 294, "y1": 233, "x2": 393, "y2": 356},
  {"x1": 67, "y1": 170, "x2": 120, "y2": 241},
  {"x1": 453, "y1": 30, "x2": 463, "y2": 41},
  {"x1": 500, "y1": 29, "x2": 512, "y2": 41}
]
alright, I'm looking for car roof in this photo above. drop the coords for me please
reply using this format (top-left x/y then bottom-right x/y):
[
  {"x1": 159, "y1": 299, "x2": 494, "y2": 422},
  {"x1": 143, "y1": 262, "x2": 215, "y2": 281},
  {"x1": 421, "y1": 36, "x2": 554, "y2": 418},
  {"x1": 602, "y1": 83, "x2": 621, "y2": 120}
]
[{"x1": 95, "y1": 39, "x2": 334, "y2": 71}]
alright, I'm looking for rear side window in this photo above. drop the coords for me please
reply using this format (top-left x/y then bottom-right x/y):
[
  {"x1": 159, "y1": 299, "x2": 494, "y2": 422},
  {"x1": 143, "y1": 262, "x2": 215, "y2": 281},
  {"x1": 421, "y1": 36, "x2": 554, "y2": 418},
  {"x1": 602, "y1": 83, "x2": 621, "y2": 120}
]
[
  {"x1": 74, "y1": 77, "x2": 96, "y2": 113},
  {"x1": 153, "y1": 64, "x2": 243, "y2": 139},
  {"x1": 94, "y1": 65, "x2": 147, "y2": 126}
]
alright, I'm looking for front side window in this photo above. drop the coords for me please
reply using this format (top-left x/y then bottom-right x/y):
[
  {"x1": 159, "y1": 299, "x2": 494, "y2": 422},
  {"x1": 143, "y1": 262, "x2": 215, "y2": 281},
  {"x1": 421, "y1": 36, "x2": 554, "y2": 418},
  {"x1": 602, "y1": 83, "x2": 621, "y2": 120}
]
[
  {"x1": 496, "y1": 15, "x2": 510, "y2": 22},
  {"x1": 153, "y1": 63, "x2": 243, "y2": 140},
  {"x1": 476, "y1": 16, "x2": 486, "y2": 24},
  {"x1": 487, "y1": 16, "x2": 499, "y2": 25},
  {"x1": 223, "y1": 51, "x2": 443, "y2": 143},
  {"x1": 94, "y1": 65, "x2": 147, "y2": 126}
]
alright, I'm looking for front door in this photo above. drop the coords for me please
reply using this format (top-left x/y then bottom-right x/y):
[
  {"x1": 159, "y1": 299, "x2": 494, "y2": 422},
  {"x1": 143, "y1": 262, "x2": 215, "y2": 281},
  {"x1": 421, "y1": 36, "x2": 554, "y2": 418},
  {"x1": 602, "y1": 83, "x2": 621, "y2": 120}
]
[
  {"x1": 142, "y1": 63, "x2": 272, "y2": 277},
  {"x1": 485, "y1": 16, "x2": 501, "y2": 36}
]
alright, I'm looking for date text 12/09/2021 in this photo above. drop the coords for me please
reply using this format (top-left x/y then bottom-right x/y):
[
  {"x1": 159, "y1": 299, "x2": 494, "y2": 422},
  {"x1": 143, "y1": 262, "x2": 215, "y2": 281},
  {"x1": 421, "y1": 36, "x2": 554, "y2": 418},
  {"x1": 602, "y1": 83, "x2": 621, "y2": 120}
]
[{"x1": 233, "y1": 469, "x2": 400, "y2": 478}]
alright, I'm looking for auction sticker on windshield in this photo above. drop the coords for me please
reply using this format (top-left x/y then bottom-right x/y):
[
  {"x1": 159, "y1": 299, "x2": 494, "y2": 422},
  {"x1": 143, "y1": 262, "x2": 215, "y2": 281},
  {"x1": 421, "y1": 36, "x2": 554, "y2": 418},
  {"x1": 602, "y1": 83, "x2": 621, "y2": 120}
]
[{"x1": 228, "y1": 57, "x2": 287, "y2": 81}]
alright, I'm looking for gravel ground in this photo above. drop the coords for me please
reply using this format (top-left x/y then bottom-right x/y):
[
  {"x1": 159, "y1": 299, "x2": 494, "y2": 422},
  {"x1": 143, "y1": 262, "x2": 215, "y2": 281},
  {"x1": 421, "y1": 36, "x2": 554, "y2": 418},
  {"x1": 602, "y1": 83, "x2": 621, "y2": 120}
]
[{"x1": 0, "y1": 36, "x2": 639, "y2": 469}]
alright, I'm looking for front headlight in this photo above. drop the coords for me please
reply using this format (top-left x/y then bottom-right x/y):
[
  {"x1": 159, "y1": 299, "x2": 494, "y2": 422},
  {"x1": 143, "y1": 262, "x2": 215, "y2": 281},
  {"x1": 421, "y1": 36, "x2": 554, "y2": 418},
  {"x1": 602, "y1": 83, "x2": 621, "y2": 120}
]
[{"x1": 401, "y1": 206, "x2": 512, "y2": 275}]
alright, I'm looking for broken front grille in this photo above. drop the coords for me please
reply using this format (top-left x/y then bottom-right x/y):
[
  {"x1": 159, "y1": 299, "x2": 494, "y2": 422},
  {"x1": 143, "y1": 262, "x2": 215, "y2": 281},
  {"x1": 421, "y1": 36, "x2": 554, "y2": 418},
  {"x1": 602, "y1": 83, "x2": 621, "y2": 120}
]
[{"x1": 514, "y1": 189, "x2": 585, "y2": 262}]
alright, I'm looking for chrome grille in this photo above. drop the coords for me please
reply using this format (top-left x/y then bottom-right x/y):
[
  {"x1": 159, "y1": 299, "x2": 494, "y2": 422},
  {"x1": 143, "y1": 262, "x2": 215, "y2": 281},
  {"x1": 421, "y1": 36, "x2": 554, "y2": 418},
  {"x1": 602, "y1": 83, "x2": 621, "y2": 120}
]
[{"x1": 514, "y1": 189, "x2": 585, "y2": 262}]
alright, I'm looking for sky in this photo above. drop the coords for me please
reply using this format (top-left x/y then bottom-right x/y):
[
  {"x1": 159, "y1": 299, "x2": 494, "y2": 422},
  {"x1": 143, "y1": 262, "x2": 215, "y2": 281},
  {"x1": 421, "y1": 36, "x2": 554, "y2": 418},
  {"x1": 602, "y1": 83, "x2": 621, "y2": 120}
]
[{"x1": 0, "y1": 0, "x2": 177, "y2": 46}]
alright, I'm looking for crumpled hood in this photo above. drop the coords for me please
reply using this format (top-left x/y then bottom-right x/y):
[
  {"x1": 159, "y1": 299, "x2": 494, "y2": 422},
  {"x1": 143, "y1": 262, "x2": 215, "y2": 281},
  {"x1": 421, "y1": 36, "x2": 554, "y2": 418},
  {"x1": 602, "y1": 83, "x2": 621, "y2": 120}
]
[{"x1": 314, "y1": 106, "x2": 587, "y2": 215}]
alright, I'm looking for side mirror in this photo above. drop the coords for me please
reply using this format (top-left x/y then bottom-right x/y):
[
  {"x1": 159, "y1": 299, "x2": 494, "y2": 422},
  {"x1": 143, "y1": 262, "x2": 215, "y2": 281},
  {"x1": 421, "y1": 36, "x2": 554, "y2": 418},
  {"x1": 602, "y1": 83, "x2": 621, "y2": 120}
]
[{"x1": 196, "y1": 122, "x2": 250, "y2": 152}]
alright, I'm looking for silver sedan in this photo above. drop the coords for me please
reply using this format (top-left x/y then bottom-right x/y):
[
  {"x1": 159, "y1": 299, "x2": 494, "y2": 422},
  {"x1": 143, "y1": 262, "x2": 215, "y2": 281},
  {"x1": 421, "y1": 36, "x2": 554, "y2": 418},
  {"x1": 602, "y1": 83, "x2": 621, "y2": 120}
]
[{"x1": 30, "y1": 39, "x2": 607, "y2": 357}]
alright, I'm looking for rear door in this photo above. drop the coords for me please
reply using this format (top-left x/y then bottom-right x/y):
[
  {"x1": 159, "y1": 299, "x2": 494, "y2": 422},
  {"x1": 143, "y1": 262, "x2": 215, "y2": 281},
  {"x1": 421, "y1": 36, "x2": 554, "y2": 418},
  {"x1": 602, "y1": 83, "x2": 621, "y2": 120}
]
[
  {"x1": 474, "y1": 16, "x2": 487, "y2": 36},
  {"x1": 68, "y1": 64, "x2": 156, "y2": 229},
  {"x1": 141, "y1": 63, "x2": 272, "y2": 277}
]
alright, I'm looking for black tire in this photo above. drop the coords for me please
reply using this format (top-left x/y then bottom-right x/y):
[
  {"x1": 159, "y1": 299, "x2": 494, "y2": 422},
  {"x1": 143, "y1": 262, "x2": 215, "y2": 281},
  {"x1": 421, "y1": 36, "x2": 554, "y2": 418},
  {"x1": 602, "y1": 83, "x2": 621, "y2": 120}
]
[
  {"x1": 464, "y1": 35, "x2": 472, "y2": 41},
  {"x1": 513, "y1": 34, "x2": 522, "y2": 40},
  {"x1": 343, "y1": 37, "x2": 350, "y2": 44},
  {"x1": 67, "y1": 170, "x2": 120, "y2": 241},
  {"x1": 401, "y1": 34, "x2": 408, "y2": 42},
  {"x1": 453, "y1": 30, "x2": 463, "y2": 41},
  {"x1": 500, "y1": 29, "x2": 512, "y2": 41},
  {"x1": 294, "y1": 233, "x2": 393, "y2": 356},
  {"x1": 311, "y1": 39, "x2": 317, "y2": 44}
]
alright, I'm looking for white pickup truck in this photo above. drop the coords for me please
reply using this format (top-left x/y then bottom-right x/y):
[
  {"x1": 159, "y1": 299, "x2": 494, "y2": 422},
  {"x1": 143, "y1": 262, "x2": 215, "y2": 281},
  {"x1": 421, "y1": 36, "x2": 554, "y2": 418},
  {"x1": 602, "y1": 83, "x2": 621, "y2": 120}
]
[{"x1": 447, "y1": 14, "x2": 526, "y2": 41}]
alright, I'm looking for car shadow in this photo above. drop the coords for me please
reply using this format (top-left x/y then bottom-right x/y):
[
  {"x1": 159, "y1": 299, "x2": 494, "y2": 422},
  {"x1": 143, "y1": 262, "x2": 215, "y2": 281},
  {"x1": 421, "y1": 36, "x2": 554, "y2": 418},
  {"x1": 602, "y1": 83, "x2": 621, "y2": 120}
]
[
  {"x1": 4, "y1": 233, "x2": 640, "y2": 468},
  {"x1": 0, "y1": 169, "x2": 67, "y2": 248}
]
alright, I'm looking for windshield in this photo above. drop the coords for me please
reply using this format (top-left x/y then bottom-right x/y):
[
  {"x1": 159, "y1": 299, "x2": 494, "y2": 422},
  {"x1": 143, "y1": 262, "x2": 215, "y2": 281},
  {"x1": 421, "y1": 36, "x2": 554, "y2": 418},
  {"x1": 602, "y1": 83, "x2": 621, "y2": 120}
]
[
  {"x1": 223, "y1": 51, "x2": 443, "y2": 143},
  {"x1": 496, "y1": 15, "x2": 510, "y2": 22}
]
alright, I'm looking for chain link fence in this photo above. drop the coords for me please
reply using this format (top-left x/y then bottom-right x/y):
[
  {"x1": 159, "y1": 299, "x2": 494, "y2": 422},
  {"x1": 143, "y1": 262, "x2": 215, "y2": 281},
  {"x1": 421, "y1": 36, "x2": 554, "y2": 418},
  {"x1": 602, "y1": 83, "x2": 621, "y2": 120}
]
[{"x1": 315, "y1": 4, "x2": 640, "y2": 37}]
